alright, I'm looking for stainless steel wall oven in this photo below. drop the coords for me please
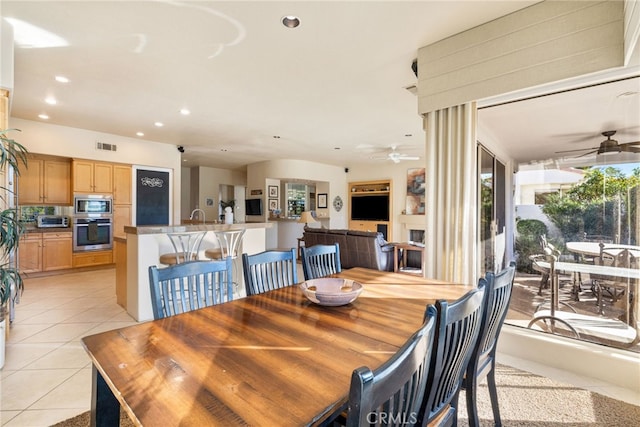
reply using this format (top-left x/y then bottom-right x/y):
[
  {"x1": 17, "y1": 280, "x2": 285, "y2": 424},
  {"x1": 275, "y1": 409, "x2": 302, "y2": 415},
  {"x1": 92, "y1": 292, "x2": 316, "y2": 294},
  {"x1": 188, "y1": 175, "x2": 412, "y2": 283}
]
[
  {"x1": 73, "y1": 194, "x2": 113, "y2": 251},
  {"x1": 73, "y1": 217, "x2": 113, "y2": 251}
]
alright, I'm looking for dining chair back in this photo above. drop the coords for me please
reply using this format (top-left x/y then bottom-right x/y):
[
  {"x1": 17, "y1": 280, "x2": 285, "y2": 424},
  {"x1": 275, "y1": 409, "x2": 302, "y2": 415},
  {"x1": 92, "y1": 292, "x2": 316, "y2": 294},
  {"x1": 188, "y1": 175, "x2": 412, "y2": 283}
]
[
  {"x1": 148, "y1": 258, "x2": 233, "y2": 319},
  {"x1": 419, "y1": 283, "x2": 486, "y2": 427},
  {"x1": 242, "y1": 248, "x2": 298, "y2": 296},
  {"x1": 345, "y1": 305, "x2": 437, "y2": 427},
  {"x1": 464, "y1": 263, "x2": 516, "y2": 427},
  {"x1": 300, "y1": 243, "x2": 342, "y2": 280}
]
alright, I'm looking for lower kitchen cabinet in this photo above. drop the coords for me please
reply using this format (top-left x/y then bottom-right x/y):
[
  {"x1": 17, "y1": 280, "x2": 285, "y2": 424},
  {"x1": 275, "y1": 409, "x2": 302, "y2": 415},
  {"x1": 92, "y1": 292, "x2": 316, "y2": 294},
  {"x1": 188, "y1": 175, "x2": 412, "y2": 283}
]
[
  {"x1": 73, "y1": 250, "x2": 113, "y2": 268},
  {"x1": 18, "y1": 233, "x2": 43, "y2": 273},
  {"x1": 19, "y1": 231, "x2": 73, "y2": 273},
  {"x1": 43, "y1": 232, "x2": 73, "y2": 271}
]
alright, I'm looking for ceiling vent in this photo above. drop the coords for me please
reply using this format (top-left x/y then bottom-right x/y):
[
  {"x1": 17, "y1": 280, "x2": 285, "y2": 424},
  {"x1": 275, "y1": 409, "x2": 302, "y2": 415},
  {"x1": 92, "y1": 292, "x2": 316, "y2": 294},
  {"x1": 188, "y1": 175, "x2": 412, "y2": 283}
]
[{"x1": 96, "y1": 141, "x2": 117, "y2": 152}]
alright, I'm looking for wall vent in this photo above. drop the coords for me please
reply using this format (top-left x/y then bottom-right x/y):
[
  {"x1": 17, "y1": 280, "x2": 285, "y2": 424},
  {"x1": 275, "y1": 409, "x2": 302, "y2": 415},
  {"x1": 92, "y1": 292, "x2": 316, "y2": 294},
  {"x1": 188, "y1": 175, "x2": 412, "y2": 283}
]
[{"x1": 96, "y1": 142, "x2": 117, "y2": 151}]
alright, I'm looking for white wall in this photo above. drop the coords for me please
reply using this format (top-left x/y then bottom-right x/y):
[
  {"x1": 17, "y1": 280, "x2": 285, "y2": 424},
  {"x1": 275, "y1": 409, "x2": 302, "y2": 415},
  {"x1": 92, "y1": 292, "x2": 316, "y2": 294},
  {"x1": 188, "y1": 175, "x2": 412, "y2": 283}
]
[
  {"x1": 10, "y1": 118, "x2": 182, "y2": 222},
  {"x1": 194, "y1": 166, "x2": 246, "y2": 222}
]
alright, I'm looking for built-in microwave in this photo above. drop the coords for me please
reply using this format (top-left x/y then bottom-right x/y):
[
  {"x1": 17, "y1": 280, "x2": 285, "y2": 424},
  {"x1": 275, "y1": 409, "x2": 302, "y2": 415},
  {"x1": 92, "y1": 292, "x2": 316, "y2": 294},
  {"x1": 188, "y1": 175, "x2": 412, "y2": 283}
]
[{"x1": 74, "y1": 194, "x2": 113, "y2": 216}]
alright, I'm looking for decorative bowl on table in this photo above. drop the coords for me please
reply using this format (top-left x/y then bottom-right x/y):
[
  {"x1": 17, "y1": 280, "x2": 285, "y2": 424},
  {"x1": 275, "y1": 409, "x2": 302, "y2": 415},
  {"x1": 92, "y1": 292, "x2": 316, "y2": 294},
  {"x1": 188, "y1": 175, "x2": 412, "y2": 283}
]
[{"x1": 300, "y1": 278, "x2": 364, "y2": 306}]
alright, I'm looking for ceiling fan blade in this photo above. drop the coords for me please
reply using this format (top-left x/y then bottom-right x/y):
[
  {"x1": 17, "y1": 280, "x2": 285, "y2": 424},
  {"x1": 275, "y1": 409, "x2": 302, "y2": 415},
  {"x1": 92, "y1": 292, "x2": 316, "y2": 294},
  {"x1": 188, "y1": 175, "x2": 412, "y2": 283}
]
[
  {"x1": 620, "y1": 144, "x2": 640, "y2": 153},
  {"x1": 398, "y1": 155, "x2": 420, "y2": 160},
  {"x1": 555, "y1": 146, "x2": 598, "y2": 154},
  {"x1": 575, "y1": 149, "x2": 599, "y2": 158}
]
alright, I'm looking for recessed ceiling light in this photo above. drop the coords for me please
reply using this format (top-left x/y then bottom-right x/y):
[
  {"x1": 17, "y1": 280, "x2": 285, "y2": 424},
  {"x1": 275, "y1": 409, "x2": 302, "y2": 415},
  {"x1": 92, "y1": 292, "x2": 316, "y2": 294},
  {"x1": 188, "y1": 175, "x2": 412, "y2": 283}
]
[
  {"x1": 136, "y1": 132, "x2": 144, "y2": 137},
  {"x1": 282, "y1": 16, "x2": 300, "y2": 28},
  {"x1": 38, "y1": 114, "x2": 49, "y2": 119},
  {"x1": 154, "y1": 122, "x2": 164, "y2": 127},
  {"x1": 334, "y1": 147, "x2": 341, "y2": 150},
  {"x1": 45, "y1": 97, "x2": 57, "y2": 105},
  {"x1": 180, "y1": 108, "x2": 190, "y2": 115},
  {"x1": 55, "y1": 75, "x2": 69, "y2": 83}
]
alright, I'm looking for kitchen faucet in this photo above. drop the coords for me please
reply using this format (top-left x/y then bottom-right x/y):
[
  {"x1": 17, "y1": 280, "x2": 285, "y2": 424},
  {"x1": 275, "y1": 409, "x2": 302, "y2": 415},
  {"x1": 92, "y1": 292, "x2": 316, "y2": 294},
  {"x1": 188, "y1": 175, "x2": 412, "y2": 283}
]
[{"x1": 190, "y1": 208, "x2": 205, "y2": 223}]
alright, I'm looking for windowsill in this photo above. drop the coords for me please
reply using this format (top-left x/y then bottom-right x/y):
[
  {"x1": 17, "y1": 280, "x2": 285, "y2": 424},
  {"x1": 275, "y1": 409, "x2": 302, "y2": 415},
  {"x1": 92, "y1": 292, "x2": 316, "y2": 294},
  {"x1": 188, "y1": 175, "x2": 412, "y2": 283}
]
[{"x1": 497, "y1": 324, "x2": 639, "y2": 402}]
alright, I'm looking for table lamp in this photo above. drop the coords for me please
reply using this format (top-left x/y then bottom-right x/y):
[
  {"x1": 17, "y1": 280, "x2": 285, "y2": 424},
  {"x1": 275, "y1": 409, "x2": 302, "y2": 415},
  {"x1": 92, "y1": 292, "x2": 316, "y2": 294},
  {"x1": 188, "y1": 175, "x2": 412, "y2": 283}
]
[{"x1": 298, "y1": 211, "x2": 317, "y2": 227}]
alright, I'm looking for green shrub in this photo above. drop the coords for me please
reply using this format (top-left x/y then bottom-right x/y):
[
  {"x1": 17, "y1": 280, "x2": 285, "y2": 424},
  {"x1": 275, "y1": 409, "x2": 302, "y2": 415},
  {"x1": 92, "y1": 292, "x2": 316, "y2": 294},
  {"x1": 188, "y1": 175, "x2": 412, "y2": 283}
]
[{"x1": 515, "y1": 219, "x2": 547, "y2": 273}]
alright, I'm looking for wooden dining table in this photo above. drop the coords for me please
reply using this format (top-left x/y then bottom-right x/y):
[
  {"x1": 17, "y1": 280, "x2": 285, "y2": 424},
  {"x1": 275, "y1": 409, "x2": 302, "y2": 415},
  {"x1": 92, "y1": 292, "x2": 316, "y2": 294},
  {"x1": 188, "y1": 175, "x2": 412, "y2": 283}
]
[{"x1": 82, "y1": 267, "x2": 470, "y2": 426}]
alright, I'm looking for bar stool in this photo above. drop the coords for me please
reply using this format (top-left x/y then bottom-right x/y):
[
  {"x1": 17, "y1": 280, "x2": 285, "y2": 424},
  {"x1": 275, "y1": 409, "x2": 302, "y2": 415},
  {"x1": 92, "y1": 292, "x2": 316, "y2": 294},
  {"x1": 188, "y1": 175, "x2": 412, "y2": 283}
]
[
  {"x1": 159, "y1": 232, "x2": 207, "y2": 265},
  {"x1": 204, "y1": 229, "x2": 246, "y2": 291}
]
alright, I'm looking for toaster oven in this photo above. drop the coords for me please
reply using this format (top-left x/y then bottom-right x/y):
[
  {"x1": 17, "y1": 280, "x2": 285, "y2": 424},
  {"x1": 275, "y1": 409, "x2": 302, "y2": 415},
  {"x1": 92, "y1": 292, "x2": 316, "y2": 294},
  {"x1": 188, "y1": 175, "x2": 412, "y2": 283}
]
[{"x1": 36, "y1": 215, "x2": 70, "y2": 228}]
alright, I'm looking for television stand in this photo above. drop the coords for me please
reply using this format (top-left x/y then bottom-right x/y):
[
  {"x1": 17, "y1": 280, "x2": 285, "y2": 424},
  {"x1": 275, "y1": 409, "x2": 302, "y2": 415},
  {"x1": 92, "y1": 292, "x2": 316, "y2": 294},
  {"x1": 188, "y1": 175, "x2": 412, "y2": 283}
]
[{"x1": 349, "y1": 180, "x2": 392, "y2": 240}]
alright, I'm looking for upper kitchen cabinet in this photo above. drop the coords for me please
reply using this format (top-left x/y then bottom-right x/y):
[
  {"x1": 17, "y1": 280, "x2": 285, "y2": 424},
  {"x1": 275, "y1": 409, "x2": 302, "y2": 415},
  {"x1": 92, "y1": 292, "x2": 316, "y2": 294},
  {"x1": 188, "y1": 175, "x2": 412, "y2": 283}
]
[
  {"x1": 73, "y1": 160, "x2": 113, "y2": 194},
  {"x1": 113, "y1": 164, "x2": 132, "y2": 204},
  {"x1": 19, "y1": 156, "x2": 72, "y2": 205}
]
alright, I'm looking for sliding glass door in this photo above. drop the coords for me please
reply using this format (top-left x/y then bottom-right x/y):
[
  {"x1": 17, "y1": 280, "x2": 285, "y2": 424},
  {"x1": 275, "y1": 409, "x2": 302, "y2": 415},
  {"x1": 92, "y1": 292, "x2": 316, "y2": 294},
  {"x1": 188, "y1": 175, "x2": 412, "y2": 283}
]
[{"x1": 478, "y1": 145, "x2": 506, "y2": 277}]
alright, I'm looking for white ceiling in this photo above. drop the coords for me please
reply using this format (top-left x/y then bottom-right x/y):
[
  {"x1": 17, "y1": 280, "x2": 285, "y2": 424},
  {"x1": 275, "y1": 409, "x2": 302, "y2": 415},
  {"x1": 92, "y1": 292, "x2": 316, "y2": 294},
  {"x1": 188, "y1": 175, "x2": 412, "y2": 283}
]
[{"x1": 2, "y1": 1, "x2": 639, "y2": 170}]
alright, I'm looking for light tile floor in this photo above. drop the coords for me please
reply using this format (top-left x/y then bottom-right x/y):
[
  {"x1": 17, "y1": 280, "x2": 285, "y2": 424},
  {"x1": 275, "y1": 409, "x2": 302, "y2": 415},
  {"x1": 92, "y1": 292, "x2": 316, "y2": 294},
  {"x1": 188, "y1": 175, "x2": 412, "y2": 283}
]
[
  {"x1": 1, "y1": 267, "x2": 638, "y2": 426},
  {"x1": 1, "y1": 268, "x2": 137, "y2": 426}
]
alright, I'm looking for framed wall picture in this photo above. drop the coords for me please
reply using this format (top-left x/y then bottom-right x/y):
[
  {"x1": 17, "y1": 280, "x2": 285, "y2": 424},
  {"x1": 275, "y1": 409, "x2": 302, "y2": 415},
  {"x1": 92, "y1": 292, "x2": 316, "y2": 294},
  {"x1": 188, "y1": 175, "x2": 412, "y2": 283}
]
[
  {"x1": 269, "y1": 199, "x2": 279, "y2": 211},
  {"x1": 318, "y1": 193, "x2": 328, "y2": 208},
  {"x1": 406, "y1": 168, "x2": 426, "y2": 215},
  {"x1": 268, "y1": 185, "x2": 279, "y2": 198}
]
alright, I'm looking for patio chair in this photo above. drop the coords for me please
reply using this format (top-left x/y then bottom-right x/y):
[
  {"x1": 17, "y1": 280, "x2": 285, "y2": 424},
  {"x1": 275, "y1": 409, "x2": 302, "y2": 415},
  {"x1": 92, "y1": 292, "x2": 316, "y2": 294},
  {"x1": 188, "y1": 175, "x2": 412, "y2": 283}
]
[
  {"x1": 592, "y1": 247, "x2": 637, "y2": 322},
  {"x1": 300, "y1": 243, "x2": 341, "y2": 280},
  {"x1": 463, "y1": 263, "x2": 516, "y2": 427},
  {"x1": 344, "y1": 305, "x2": 437, "y2": 427},
  {"x1": 419, "y1": 284, "x2": 486, "y2": 427},
  {"x1": 148, "y1": 258, "x2": 233, "y2": 319},
  {"x1": 242, "y1": 248, "x2": 298, "y2": 296}
]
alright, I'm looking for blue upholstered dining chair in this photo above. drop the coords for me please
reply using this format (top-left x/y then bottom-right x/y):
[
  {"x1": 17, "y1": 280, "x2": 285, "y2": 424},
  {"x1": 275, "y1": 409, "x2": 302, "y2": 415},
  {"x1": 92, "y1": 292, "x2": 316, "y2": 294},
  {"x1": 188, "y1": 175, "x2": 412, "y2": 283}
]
[
  {"x1": 148, "y1": 258, "x2": 233, "y2": 319},
  {"x1": 300, "y1": 243, "x2": 341, "y2": 280},
  {"x1": 463, "y1": 263, "x2": 516, "y2": 427},
  {"x1": 419, "y1": 283, "x2": 486, "y2": 427},
  {"x1": 345, "y1": 305, "x2": 437, "y2": 427},
  {"x1": 242, "y1": 248, "x2": 298, "y2": 296}
]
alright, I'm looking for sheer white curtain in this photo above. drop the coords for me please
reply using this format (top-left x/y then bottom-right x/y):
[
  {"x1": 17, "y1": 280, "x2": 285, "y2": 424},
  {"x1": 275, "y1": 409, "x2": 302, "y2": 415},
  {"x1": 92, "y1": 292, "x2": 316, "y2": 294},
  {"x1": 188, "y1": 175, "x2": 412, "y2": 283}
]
[{"x1": 424, "y1": 102, "x2": 478, "y2": 285}]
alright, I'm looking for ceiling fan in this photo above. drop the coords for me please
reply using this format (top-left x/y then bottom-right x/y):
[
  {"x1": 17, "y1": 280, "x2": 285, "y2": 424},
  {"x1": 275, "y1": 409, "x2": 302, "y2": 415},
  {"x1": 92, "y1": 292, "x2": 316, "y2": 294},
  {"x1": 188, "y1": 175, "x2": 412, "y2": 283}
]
[
  {"x1": 556, "y1": 130, "x2": 640, "y2": 157},
  {"x1": 371, "y1": 145, "x2": 420, "y2": 163}
]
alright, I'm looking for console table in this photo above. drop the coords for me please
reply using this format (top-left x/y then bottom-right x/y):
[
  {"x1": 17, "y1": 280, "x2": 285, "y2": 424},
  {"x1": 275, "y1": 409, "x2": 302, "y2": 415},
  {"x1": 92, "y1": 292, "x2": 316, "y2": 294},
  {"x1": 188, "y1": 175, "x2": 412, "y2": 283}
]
[{"x1": 393, "y1": 242, "x2": 425, "y2": 275}]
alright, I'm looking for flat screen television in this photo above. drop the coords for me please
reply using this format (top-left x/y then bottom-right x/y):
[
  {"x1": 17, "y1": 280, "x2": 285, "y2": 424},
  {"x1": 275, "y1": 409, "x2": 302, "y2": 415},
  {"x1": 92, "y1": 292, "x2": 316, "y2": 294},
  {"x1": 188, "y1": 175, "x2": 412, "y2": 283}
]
[
  {"x1": 245, "y1": 198, "x2": 263, "y2": 216},
  {"x1": 351, "y1": 194, "x2": 389, "y2": 221}
]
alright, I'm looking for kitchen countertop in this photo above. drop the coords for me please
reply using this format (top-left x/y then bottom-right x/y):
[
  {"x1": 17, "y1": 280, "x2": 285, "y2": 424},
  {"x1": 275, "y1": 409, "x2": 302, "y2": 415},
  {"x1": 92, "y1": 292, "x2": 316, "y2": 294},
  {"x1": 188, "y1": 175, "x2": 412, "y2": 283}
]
[
  {"x1": 23, "y1": 225, "x2": 72, "y2": 233},
  {"x1": 124, "y1": 221, "x2": 272, "y2": 235}
]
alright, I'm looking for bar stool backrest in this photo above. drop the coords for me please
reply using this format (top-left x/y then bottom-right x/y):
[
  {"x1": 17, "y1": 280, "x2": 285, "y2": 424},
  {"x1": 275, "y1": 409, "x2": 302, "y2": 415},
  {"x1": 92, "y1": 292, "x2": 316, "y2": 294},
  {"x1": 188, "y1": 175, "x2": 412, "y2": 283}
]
[
  {"x1": 215, "y1": 229, "x2": 246, "y2": 259},
  {"x1": 164, "y1": 231, "x2": 207, "y2": 264}
]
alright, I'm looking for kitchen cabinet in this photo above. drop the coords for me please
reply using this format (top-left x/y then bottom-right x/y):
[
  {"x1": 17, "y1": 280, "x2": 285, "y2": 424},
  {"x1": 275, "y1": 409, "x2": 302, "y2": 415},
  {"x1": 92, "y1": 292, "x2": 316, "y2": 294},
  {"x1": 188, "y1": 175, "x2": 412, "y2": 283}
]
[
  {"x1": 113, "y1": 204, "x2": 132, "y2": 239},
  {"x1": 42, "y1": 232, "x2": 73, "y2": 271},
  {"x1": 18, "y1": 233, "x2": 43, "y2": 273},
  {"x1": 72, "y1": 160, "x2": 113, "y2": 193},
  {"x1": 73, "y1": 250, "x2": 113, "y2": 268},
  {"x1": 20, "y1": 158, "x2": 72, "y2": 205},
  {"x1": 113, "y1": 165, "x2": 132, "y2": 204},
  {"x1": 18, "y1": 231, "x2": 72, "y2": 273}
]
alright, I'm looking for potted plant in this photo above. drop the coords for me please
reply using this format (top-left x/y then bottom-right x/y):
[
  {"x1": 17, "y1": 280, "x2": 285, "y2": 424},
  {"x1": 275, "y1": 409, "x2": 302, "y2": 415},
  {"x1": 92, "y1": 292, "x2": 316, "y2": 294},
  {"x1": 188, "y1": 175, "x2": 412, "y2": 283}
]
[{"x1": 0, "y1": 129, "x2": 28, "y2": 368}]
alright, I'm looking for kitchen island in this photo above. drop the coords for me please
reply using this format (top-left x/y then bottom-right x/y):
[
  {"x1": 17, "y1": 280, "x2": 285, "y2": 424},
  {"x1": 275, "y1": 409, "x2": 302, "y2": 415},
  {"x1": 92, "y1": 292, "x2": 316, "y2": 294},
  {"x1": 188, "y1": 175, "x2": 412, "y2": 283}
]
[{"x1": 122, "y1": 222, "x2": 273, "y2": 321}]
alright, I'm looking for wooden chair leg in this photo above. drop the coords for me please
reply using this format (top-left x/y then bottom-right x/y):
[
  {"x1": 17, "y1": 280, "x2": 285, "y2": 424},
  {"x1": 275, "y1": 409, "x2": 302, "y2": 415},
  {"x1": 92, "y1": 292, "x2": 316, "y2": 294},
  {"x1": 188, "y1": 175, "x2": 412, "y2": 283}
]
[
  {"x1": 465, "y1": 376, "x2": 481, "y2": 427},
  {"x1": 487, "y1": 368, "x2": 502, "y2": 427}
]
